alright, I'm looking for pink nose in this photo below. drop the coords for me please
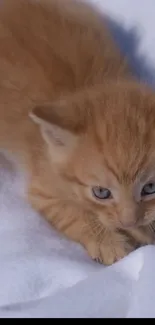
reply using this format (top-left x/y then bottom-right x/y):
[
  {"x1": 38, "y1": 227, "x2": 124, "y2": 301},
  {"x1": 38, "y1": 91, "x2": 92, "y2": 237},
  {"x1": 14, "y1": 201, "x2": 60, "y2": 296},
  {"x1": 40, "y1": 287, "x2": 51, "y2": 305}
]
[
  {"x1": 120, "y1": 220, "x2": 137, "y2": 229},
  {"x1": 119, "y1": 202, "x2": 143, "y2": 229}
]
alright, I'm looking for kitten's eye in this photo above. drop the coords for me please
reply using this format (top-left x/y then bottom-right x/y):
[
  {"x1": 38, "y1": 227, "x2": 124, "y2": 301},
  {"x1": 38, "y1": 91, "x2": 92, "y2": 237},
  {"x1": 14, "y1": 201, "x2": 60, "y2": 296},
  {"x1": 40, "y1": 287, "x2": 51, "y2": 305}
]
[
  {"x1": 141, "y1": 182, "x2": 155, "y2": 196},
  {"x1": 92, "y1": 186, "x2": 112, "y2": 200}
]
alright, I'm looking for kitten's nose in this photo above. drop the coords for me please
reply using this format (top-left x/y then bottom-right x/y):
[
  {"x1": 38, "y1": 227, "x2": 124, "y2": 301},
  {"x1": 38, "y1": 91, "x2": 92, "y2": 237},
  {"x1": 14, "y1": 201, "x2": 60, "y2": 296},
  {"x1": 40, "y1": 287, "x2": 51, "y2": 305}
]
[
  {"x1": 120, "y1": 220, "x2": 137, "y2": 229},
  {"x1": 119, "y1": 203, "x2": 142, "y2": 229}
]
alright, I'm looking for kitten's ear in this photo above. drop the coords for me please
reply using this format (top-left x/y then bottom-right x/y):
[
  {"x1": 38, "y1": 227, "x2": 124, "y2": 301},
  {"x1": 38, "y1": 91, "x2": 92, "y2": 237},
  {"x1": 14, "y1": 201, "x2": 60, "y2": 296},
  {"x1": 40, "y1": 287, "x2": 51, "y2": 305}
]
[{"x1": 29, "y1": 103, "x2": 80, "y2": 162}]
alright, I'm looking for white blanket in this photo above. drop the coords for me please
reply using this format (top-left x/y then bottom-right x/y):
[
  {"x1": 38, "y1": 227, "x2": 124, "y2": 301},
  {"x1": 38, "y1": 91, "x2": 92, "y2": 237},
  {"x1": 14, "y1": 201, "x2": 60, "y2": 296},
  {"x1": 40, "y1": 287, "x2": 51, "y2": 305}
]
[{"x1": 0, "y1": 0, "x2": 155, "y2": 318}]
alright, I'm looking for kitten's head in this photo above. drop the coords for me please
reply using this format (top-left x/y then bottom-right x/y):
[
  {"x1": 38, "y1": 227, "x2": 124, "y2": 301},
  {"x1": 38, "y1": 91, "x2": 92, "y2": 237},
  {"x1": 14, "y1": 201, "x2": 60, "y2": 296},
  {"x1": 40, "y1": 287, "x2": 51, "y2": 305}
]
[{"x1": 30, "y1": 80, "x2": 155, "y2": 230}]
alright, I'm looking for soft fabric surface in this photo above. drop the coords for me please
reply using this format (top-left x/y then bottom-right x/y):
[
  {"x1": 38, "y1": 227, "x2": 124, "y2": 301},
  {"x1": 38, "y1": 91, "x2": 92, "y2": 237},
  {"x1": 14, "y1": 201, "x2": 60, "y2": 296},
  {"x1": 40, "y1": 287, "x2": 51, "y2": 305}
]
[{"x1": 0, "y1": 0, "x2": 155, "y2": 318}]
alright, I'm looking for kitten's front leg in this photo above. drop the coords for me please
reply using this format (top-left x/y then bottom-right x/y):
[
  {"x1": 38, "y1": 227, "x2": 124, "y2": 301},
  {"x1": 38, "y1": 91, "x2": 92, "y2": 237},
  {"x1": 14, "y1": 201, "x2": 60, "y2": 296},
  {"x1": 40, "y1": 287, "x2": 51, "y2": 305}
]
[{"x1": 28, "y1": 190, "x2": 135, "y2": 265}]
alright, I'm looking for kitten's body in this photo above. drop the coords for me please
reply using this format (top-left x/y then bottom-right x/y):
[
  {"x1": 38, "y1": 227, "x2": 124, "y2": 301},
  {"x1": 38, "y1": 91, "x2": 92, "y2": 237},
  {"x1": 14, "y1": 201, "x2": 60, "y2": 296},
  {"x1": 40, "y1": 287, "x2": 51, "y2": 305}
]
[
  {"x1": 0, "y1": 0, "x2": 154, "y2": 265},
  {"x1": 0, "y1": 1, "x2": 129, "y2": 165}
]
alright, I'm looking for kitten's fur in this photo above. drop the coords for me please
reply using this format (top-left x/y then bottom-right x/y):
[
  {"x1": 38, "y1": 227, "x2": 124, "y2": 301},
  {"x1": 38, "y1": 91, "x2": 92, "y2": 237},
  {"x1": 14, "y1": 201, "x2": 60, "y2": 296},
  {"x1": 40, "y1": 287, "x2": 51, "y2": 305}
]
[{"x1": 0, "y1": 0, "x2": 154, "y2": 265}]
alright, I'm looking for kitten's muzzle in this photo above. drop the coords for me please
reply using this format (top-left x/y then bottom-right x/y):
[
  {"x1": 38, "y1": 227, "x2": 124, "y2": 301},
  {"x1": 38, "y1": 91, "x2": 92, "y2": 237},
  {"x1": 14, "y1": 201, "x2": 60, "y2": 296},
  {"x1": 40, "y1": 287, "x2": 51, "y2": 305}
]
[
  {"x1": 119, "y1": 220, "x2": 138, "y2": 229},
  {"x1": 119, "y1": 203, "x2": 143, "y2": 229}
]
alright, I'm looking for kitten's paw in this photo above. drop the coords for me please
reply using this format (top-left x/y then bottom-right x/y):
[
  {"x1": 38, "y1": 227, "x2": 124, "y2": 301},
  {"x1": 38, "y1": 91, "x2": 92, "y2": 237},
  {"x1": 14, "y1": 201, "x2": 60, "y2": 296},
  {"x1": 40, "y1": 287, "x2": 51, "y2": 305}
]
[{"x1": 85, "y1": 233, "x2": 134, "y2": 266}]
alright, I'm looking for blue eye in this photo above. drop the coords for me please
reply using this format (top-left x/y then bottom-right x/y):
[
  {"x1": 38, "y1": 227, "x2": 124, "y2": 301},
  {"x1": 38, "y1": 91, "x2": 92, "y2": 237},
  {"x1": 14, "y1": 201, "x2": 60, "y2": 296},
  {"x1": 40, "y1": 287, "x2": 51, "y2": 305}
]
[
  {"x1": 141, "y1": 183, "x2": 155, "y2": 196},
  {"x1": 92, "y1": 187, "x2": 112, "y2": 200}
]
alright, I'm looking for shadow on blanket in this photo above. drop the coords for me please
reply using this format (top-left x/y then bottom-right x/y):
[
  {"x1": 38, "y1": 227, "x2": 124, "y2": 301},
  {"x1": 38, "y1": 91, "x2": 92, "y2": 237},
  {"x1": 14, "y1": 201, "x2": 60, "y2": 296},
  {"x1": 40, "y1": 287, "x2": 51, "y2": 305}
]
[{"x1": 105, "y1": 16, "x2": 155, "y2": 87}]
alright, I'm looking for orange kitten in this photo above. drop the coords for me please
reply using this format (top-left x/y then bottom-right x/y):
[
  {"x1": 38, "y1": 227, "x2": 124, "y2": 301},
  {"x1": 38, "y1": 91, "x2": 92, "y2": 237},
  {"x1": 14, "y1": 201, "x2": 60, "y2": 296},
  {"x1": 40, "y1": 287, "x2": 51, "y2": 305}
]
[{"x1": 0, "y1": 0, "x2": 154, "y2": 265}]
